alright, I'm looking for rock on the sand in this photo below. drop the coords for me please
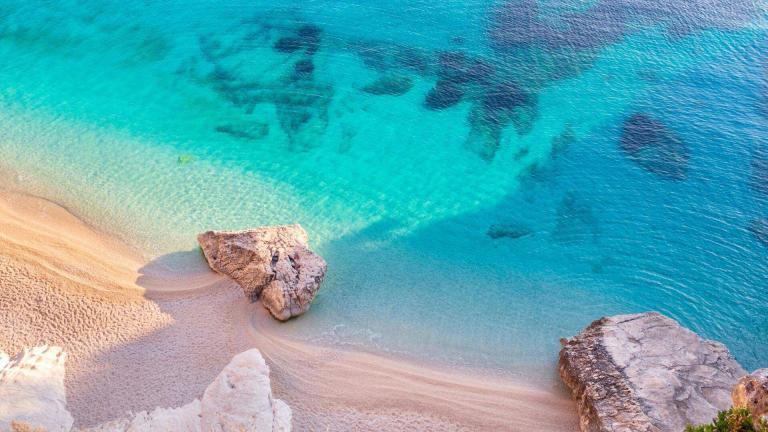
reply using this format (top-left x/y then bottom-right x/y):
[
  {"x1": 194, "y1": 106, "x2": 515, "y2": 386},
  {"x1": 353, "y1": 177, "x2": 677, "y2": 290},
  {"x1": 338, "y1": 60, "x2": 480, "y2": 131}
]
[
  {"x1": 732, "y1": 369, "x2": 768, "y2": 427},
  {"x1": 0, "y1": 345, "x2": 74, "y2": 432},
  {"x1": 82, "y1": 401, "x2": 202, "y2": 432},
  {"x1": 197, "y1": 224, "x2": 327, "y2": 321},
  {"x1": 88, "y1": 348, "x2": 291, "y2": 432},
  {"x1": 201, "y1": 349, "x2": 292, "y2": 432},
  {"x1": 1, "y1": 347, "x2": 291, "y2": 432},
  {"x1": 559, "y1": 312, "x2": 746, "y2": 432}
]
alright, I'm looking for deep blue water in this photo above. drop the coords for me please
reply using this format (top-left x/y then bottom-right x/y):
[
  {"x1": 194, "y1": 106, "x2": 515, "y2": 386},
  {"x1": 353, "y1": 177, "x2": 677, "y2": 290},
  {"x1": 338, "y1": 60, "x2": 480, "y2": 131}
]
[{"x1": 0, "y1": 0, "x2": 766, "y2": 383}]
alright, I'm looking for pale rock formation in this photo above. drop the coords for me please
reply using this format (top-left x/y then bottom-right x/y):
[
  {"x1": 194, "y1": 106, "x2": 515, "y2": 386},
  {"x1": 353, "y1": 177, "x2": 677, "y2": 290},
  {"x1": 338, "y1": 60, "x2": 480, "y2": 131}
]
[
  {"x1": 81, "y1": 401, "x2": 202, "y2": 432},
  {"x1": 200, "y1": 349, "x2": 292, "y2": 432},
  {"x1": 197, "y1": 225, "x2": 327, "y2": 321},
  {"x1": 732, "y1": 369, "x2": 768, "y2": 427},
  {"x1": 559, "y1": 312, "x2": 746, "y2": 432},
  {"x1": 86, "y1": 349, "x2": 290, "y2": 432},
  {"x1": 0, "y1": 346, "x2": 74, "y2": 432},
  {"x1": 0, "y1": 347, "x2": 290, "y2": 432}
]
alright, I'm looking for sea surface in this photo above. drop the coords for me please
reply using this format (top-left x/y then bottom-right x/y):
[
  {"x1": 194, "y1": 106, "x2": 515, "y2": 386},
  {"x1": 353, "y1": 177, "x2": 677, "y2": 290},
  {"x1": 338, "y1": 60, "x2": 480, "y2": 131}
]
[{"x1": 0, "y1": 0, "x2": 766, "y2": 384}]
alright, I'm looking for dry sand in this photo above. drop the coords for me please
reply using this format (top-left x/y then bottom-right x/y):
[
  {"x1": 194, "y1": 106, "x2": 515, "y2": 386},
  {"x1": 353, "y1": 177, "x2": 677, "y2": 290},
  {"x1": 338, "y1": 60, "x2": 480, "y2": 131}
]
[{"x1": 0, "y1": 188, "x2": 578, "y2": 431}]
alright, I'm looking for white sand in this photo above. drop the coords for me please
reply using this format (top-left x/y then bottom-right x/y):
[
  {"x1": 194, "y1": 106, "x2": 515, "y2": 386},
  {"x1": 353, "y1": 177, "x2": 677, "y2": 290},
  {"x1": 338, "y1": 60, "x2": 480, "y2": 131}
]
[{"x1": 0, "y1": 189, "x2": 578, "y2": 430}]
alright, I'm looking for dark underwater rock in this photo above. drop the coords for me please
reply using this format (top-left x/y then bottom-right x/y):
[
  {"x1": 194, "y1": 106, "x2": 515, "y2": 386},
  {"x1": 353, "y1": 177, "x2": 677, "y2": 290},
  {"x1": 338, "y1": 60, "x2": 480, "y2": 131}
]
[
  {"x1": 297, "y1": 24, "x2": 322, "y2": 56},
  {"x1": 297, "y1": 24, "x2": 322, "y2": 40},
  {"x1": 274, "y1": 23, "x2": 323, "y2": 55},
  {"x1": 480, "y1": 81, "x2": 529, "y2": 124},
  {"x1": 437, "y1": 51, "x2": 494, "y2": 85},
  {"x1": 395, "y1": 47, "x2": 429, "y2": 74},
  {"x1": 750, "y1": 145, "x2": 768, "y2": 196},
  {"x1": 362, "y1": 74, "x2": 413, "y2": 96},
  {"x1": 274, "y1": 37, "x2": 302, "y2": 53},
  {"x1": 749, "y1": 218, "x2": 768, "y2": 247},
  {"x1": 553, "y1": 192, "x2": 599, "y2": 244},
  {"x1": 292, "y1": 59, "x2": 315, "y2": 81},
  {"x1": 490, "y1": 0, "x2": 759, "y2": 54},
  {"x1": 487, "y1": 223, "x2": 534, "y2": 240},
  {"x1": 215, "y1": 122, "x2": 270, "y2": 141},
  {"x1": 424, "y1": 80, "x2": 464, "y2": 110},
  {"x1": 619, "y1": 113, "x2": 689, "y2": 180},
  {"x1": 464, "y1": 108, "x2": 502, "y2": 161}
]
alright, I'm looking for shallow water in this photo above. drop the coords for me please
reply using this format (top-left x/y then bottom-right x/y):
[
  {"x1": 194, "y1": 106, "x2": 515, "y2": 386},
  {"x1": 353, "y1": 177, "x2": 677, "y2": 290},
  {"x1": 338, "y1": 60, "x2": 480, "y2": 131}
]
[{"x1": 0, "y1": 0, "x2": 766, "y2": 383}]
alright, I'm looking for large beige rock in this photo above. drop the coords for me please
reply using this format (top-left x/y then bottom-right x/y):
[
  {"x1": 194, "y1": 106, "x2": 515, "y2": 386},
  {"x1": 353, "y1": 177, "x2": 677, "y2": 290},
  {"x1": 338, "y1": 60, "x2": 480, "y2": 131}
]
[
  {"x1": 0, "y1": 345, "x2": 74, "y2": 432},
  {"x1": 559, "y1": 312, "x2": 746, "y2": 432},
  {"x1": 197, "y1": 225, "x2": 327, "y2": 321},
  {"x1": 201, "y1": 349, "x2": 292, "y2": 432},
  {"x1": 732, "y1": 369, "x2": 768, "y2": 428}
]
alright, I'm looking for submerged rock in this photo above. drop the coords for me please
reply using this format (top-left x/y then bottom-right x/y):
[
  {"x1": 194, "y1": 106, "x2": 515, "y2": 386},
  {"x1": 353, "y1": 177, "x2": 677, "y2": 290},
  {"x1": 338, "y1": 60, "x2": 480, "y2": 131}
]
[
  {"x1": 559, "y1": 312, "x2": 746, "y2": 432},
  {"x1": 361, "y1": 74, "x2": 413, "y2": 96},
  {"x1": 749, "y1": 218, "x2": 768, "y2": 247},
  {"x1": 198, "y1": 225, "x2": 327, "y2": 321},
  {"x1": 215, "y1": 122, "x2": 269, "y2": 141},
  {"x1": 0, "y1": 346, "x2": 73, "y2": 432},
  {"x1": 273, "y1": 37, "x2": 302, "y2": 53},
  {"x1": 487, "y1": 223, "x2": 533, "y2": 240},
  {"x1": 424, "y1": 80, "x2": 464, "y2": 110},
  {"x1": 750, "y1": 145, "x2": 768, "y2": 196},
  {"x1": 553, "y1": 192, "x2": 599, "y2": 244},
  {"x1": 292, "y1": 59, "x2": 315, "y2": 81},
  {"x1": 619, "y1": 113, "x2": 689, "y2": 180},
  {"x1": 732, "y1": 369, "x2": 768, "y2": 427}
]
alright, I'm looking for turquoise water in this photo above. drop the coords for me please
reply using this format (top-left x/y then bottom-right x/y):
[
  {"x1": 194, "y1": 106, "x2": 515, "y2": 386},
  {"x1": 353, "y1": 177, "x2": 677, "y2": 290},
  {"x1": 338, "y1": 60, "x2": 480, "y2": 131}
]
[{"x1": 0, "y1": 0, "x2": 766, "y2": 382}]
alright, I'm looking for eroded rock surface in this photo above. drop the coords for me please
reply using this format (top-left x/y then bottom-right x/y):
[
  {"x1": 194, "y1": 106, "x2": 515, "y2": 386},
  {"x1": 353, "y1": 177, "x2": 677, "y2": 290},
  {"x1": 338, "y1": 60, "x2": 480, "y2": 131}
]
[
  {"x1": 559, "y1": 312, "x2": 745, "y2": 432},
  {"x1": 0, "y1": 345, "x2": 74, "y2": 432},
  {"x1": 1, "y1": 347, "x2": 291, "y2": 432},
  {"x1": 198, "y1": 225, "x2": 327, "y2": 321},
  {"x1": 201, "y1": 349, "x2": 292, "y2": 432},
  {"x1": 732, "y1": 369, "x2": 768, "y2": 427},
  {"x1": 90, "y1": 349, "x2": 291, "y2": 432}
]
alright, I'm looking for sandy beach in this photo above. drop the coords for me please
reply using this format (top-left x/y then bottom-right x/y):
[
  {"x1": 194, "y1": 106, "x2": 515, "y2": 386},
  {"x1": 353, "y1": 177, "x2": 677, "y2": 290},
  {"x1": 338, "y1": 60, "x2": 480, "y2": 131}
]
[{"x1": 0, "y1": 188, "x2": 578, "y2": 430}]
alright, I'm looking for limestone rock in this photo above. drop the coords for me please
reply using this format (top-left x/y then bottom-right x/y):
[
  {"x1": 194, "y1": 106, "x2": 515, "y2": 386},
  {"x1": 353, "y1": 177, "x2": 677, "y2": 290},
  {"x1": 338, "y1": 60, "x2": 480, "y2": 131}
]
[
  {"x1": 732, "y1": 369, "x2": 768, "y2": 427},
  {"x1": 0, "y1": 345, "x2": 74, "y2": 432},
  {"x1": 82, "y1": 401, "x2": 202, "y2": 432},
  {"x1": 83, "y1": 349, "x2": 291, "y2": 432},
  {"x1": 200, "y1": 349, "x2": 292, "y2": 431},
  {"x1": 197, "y1": 225, "x2": 327, "y2": 321},
  {"x1": 559, "y1": 312, "x2": 745, "y2": 432}
]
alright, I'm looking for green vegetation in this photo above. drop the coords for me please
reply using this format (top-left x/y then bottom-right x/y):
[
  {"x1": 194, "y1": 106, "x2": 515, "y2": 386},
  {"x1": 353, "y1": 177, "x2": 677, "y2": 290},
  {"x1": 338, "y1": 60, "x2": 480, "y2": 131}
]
[
  {"x1": 685, "y1": 408, "x2": 765, "y2": 432},
  {"x1": 177, "y1": 154, "x2": 196, "y2": 165}
]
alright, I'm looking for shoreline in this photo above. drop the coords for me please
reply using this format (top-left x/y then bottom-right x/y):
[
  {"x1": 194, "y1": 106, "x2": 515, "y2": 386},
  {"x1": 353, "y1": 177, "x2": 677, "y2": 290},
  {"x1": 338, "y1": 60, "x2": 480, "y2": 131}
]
[{"x1": 0, "y1": 187, "x2": 578, "y2": 430}]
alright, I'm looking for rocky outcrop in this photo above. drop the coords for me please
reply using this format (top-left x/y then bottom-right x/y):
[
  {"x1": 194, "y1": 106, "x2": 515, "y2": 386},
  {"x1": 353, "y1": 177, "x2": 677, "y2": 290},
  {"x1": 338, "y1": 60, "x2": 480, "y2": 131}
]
[
  {"x1": 88, "y1": 349, "x2": 291, "y2": 432},
  {"x1": 619, "y1": 113, "x2": 689, "y2": 180},
  {"x1": 0, "y1": 345, "x2": 74, "y2": 432},
  {"x1": 197, "y1": 225, "x2": 327, "y2": 321},
  {"x1": 732, "y1": 369, "x2": 768, "y2": 427},
  {"x1": 0, "y1": 347, "x2": 291, "y2": 432},
  {"x1": 559, "y1": 312, "x2": 746, "y2": 432},
  {"x1": 200, "y1": 350, "x2": 292, "y2": 432}
]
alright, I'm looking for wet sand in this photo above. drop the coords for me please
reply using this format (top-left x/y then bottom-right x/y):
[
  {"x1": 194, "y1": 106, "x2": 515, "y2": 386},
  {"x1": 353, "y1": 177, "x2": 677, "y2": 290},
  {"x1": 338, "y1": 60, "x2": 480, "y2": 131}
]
[{"x1": 0, "y1": 188, "x2": 578, "y2": 430}]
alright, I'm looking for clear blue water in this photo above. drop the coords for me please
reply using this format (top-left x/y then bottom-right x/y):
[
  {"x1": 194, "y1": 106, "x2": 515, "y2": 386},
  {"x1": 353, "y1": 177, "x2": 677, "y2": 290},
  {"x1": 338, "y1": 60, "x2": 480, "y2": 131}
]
[{"x1": 0, "y1": 0, "x2": 766, "y2": 383}]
